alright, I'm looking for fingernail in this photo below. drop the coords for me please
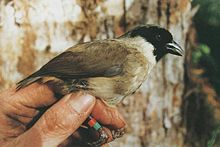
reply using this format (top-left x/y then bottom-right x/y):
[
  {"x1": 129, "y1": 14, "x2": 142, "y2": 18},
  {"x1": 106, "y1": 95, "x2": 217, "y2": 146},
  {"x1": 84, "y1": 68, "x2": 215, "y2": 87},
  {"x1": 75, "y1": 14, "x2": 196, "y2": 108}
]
[{"x1": 69, "y1": 93, "x2": 95, "y2": 113}]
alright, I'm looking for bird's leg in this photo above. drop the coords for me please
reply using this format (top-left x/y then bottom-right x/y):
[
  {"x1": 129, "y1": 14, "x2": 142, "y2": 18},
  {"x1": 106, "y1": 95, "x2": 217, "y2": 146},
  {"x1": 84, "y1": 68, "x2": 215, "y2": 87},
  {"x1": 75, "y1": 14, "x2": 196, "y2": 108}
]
[
  {"x1": 111, "y1": 127, "x2": 126, "y2": 140},
  {"x1": 70, "y1": 79, "x2": 90, "y2": 91},
  {"x1": 86, "y1": 115, "x2": 109, "y2": 147},
  {"x1": 85, "y1": 115, "x2": 126, "y2": 146}
]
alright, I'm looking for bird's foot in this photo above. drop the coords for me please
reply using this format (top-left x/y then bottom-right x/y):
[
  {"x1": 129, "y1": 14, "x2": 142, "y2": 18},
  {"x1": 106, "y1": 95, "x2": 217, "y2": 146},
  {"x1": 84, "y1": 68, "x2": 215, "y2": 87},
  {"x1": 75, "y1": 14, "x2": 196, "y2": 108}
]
[
  {"x1": 111, "y1": 127, "x2": 126, "y2": 140},
  {"x1": 87, "y1": 127, "x2": 109, "y2": 147},
  {"x1": 87, "y1": 127, "x2": 126, "y2": 146}
]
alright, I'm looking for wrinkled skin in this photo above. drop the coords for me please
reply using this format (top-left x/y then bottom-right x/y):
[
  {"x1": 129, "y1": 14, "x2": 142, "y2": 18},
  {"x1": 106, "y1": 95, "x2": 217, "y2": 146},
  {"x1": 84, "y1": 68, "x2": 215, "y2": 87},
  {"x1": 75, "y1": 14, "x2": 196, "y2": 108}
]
[{"x1": 0, "y1": 83, "x2": 126, "y2": 147}]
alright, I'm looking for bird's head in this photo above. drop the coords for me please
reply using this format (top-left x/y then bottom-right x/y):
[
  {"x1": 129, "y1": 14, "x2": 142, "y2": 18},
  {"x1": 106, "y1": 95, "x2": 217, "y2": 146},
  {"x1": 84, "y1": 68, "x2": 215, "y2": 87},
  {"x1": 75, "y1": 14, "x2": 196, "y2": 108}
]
[{"x1": 122, "y1": 25, "x2": 184, "y2": 61}]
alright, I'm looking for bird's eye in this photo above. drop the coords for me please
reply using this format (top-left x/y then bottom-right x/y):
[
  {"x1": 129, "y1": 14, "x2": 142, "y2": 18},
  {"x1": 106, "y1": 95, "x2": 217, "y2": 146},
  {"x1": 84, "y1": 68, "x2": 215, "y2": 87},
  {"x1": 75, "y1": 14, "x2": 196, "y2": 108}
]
[{"x1": 155, "y1": 34, "x2": 161, "y2": 41}]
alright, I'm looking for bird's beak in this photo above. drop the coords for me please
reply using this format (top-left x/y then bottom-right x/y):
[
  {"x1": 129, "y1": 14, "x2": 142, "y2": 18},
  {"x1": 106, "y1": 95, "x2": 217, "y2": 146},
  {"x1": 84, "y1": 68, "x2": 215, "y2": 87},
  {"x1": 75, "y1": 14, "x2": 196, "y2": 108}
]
[{"x1": 165, "y1": 40, "x2": 184, "y2": 56}]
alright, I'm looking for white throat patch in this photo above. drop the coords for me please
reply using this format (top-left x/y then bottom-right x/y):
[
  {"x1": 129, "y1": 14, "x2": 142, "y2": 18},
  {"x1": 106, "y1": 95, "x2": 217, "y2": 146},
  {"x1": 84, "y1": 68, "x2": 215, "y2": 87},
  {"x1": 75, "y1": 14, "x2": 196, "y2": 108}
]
[{"x1": 120, "y1": 36, "x2": 157, "y2": 66}]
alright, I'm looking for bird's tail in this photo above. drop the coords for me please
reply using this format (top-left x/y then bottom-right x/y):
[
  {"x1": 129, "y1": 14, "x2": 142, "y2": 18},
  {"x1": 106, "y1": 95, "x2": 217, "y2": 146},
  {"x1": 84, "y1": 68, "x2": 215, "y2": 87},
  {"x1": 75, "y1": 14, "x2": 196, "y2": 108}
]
[{"x1": 16, "y1": 73, "x2": 42, "y2": 91}]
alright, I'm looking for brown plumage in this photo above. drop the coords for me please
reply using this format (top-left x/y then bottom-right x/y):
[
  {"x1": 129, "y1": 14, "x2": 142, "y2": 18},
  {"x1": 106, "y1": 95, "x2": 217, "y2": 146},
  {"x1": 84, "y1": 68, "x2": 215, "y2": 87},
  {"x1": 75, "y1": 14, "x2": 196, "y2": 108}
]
[
  {"x1": 17, "y1": 25, "x2": 183, "y2": 106},
  {"x1": 17, "y1": 39, "x2": 149, "y2": 105}
]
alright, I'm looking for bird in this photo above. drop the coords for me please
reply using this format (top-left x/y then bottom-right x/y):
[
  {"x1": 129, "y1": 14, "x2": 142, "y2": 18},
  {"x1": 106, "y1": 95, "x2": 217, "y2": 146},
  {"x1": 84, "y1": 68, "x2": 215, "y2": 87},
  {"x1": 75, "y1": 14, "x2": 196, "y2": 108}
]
[{"x1": 17, "y1": 24, "x2": 183, "y2": 146}]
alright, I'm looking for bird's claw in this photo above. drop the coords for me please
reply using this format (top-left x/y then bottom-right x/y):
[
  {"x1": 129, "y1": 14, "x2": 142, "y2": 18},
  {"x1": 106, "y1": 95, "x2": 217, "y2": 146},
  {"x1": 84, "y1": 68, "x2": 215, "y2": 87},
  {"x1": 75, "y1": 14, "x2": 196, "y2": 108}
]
[
  {"x1": 87, "y1": 127, "x2": 109, "y2": 147},
  {"x1": 87, "y1": 127, "x2": 126, "y2": 146},
  {"x1": 111, "y1": 127, "x2": 126, "y2": 140}
]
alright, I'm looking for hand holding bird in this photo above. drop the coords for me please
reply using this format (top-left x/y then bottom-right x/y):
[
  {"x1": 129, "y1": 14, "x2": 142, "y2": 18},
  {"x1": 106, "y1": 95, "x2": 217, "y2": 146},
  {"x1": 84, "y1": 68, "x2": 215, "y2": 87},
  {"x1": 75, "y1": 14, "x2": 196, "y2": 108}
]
[
  {"x1": 15, "y1": 25, "x2": 183, "y2": 146},
  {"x1": 0, "y1": 83, "x2": 126, "y2": 147}
]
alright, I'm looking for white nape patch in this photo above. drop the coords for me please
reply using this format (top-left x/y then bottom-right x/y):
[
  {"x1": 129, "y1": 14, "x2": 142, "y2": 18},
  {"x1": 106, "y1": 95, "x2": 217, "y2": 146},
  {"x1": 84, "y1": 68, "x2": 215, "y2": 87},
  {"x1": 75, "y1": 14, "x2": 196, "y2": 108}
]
[{"x1": 120, "y1": 36, "x2": 156, "y2": 67}]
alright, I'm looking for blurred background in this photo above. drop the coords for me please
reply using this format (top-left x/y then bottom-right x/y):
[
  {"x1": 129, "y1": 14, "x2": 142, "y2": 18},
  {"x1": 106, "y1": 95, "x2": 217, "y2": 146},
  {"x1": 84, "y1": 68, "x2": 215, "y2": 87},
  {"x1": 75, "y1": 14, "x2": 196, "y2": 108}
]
[{"x1": 0, "y1": 0, "x2": 219, "y2": 146}]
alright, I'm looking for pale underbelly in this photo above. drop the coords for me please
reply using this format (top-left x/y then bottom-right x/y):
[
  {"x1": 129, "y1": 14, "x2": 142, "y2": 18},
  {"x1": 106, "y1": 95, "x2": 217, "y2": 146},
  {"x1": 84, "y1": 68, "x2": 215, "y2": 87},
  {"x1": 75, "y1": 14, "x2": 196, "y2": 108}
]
[{"x1": 87, "y1": 73, "x2": 147, "y2": 106}]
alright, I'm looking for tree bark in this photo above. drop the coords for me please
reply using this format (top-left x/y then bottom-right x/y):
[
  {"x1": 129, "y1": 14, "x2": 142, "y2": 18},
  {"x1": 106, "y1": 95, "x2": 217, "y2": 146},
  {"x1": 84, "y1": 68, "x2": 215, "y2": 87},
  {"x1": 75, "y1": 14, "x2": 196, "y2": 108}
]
[{"x1": 0, "y1": 0, "x2": 197, "y2": 146}]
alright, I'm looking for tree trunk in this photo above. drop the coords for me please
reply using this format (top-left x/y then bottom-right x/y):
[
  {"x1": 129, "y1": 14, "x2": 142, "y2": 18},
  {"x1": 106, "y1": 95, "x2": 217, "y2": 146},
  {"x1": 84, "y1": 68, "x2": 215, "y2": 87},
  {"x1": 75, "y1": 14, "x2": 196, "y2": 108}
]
[{"x1": 0, "y1": 0, "x2": 197, "y2": 146}]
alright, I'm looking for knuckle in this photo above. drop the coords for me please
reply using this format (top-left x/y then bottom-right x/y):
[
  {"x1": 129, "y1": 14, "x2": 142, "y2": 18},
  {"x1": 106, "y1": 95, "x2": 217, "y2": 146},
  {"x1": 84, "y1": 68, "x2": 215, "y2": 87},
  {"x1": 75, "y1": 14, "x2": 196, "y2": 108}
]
[
  {"x1": 106, "y1": 109, "x2": 116, "y2": 125},
  {"x1": 40, "y1": 105, "x2": 79, "y2": 134}
]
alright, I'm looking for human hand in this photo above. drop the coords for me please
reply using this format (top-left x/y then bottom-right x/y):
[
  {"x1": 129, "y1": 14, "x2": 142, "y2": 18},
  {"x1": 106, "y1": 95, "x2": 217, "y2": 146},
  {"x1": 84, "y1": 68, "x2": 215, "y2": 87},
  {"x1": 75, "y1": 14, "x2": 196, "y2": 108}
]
[{"x1": 0, "y1": 83, "x2": 126, "y2": 147}]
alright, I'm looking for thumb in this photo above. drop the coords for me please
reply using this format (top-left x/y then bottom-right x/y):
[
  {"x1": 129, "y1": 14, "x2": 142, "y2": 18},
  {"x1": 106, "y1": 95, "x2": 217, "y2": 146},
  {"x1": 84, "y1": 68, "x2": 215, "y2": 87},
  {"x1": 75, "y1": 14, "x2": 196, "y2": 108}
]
[{"x1": 17, "y1": 92, "x2": 95, "y2": 147}]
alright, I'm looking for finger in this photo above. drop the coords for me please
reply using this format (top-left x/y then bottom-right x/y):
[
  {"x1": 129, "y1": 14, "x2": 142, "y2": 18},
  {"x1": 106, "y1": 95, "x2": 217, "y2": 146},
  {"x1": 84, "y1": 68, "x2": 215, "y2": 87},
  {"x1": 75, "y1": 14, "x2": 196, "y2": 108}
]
[
  {"x1": 16, "y1": 92, "x2": 96, "y2": 147},
  {"x1": 60, "y1": 100, "x2": 126, "y2": 146},
  {"x1": 3, "y1": 83, "x2": 56, "y2": 109},
  {"x1": 91, "y1": 99, "x2": 126, "y2": 129},
  {"x1": 0, "y1": 83, "x2": 57, "y2": 126}
]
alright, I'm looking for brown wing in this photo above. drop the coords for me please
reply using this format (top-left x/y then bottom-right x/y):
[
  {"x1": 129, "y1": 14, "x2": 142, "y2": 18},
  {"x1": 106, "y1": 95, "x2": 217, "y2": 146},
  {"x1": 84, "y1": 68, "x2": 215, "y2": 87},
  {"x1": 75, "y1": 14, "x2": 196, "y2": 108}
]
[{"x1": 17, "y1": 40, "x2": 130, "y2": 89}]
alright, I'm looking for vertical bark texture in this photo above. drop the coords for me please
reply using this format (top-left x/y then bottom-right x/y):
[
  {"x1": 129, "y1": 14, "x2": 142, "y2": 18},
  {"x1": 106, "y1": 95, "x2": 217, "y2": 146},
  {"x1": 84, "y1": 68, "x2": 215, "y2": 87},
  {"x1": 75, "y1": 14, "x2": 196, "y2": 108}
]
[{"x1": 0, "y1": 0, "x2": 196, "y2": 146}]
